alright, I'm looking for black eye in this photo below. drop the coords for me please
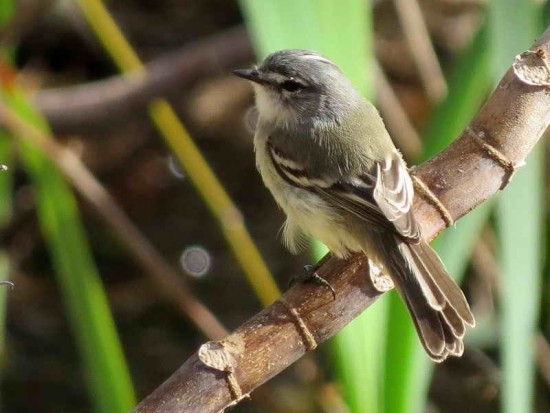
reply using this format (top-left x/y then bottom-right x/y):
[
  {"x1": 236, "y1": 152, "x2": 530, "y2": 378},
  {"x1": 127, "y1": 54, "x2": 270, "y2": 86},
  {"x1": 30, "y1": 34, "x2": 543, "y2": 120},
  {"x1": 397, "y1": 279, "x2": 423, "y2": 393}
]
[{"x1": 281, "y1": 79, "x2": 302, "y2": 92}]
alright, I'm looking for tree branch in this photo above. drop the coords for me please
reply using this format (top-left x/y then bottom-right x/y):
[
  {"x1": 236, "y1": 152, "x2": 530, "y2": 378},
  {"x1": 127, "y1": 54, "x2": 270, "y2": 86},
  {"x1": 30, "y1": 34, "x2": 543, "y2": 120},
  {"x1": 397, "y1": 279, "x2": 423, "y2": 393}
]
[
  {"x1": 33, "y1": 27, "x2": 252, "y2": 134},
  {"x1": 130, "y1": 27, "x2": 550, "y2": 413}
]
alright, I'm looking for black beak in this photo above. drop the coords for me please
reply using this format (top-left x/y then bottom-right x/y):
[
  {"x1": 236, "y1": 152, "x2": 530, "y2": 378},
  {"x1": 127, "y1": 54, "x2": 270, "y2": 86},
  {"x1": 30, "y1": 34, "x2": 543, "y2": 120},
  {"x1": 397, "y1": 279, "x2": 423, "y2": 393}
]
[{"x1": 232, "y1": 68, "x2": 264, "y2": 85}]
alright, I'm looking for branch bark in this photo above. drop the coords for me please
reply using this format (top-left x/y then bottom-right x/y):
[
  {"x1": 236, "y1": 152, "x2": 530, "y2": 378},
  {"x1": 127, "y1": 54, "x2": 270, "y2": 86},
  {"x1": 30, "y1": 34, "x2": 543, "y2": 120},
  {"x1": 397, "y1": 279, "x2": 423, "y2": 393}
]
[{"x1": 131, "y1": 27, "x2": 550, "y2": 413}]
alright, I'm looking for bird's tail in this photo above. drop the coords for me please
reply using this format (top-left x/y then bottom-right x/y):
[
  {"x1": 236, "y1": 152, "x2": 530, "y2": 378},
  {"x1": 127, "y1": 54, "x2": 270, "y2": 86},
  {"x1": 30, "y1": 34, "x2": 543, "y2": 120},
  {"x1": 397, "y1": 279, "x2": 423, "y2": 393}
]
[{"x1": 379, "y1": 235, "x2": 475, "y2": 362}]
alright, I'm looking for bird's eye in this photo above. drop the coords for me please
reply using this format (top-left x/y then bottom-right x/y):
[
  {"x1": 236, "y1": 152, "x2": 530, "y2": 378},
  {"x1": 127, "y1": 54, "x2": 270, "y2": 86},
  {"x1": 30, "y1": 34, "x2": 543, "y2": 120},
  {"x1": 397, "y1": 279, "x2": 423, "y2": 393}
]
[{"x1": 281, "y1": 79, "x2": 302, "y2": 92}]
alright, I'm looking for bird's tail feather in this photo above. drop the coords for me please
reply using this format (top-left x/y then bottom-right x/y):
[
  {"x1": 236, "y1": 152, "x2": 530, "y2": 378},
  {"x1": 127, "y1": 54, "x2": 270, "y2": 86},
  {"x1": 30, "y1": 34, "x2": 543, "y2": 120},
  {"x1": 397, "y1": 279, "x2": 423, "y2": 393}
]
[{"x1": 380, "y1": 235, "x2": 475, "y2": 362}]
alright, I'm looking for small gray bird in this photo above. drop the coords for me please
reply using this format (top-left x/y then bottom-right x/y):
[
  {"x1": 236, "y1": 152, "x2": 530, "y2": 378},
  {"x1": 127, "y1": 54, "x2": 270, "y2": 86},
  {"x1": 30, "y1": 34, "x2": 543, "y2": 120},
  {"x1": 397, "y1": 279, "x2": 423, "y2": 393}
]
[{"x1": 233, "y1": 49, "x2": 475, "y2": 362}]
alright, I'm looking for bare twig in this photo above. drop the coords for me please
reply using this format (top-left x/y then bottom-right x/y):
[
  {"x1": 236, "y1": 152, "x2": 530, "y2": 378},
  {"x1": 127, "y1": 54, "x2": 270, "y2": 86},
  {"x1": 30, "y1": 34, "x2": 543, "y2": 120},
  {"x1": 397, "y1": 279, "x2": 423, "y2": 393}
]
[
  {"x1": 34, "y1": 27, "x2": 252, "y2": 134},
  {"x1": 374, "y1": 60, "x2": 423, "y2": 160},
  {"x1": 128, "y1": 27, "x2": 550, "y2": 413},
  {"x1": 0, "y1": 103, "x2": 228, "y2": 340},
  {"x1": 394, "y1": 0, "x2": 448, "y2": 101}
]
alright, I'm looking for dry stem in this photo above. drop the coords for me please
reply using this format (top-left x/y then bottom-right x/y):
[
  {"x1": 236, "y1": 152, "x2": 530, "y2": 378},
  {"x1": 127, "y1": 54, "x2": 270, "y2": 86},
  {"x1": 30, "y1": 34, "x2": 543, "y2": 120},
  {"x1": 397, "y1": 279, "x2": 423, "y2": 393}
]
[{"x1": 393, "y1": 0, "x2": 448, "y2": 101}]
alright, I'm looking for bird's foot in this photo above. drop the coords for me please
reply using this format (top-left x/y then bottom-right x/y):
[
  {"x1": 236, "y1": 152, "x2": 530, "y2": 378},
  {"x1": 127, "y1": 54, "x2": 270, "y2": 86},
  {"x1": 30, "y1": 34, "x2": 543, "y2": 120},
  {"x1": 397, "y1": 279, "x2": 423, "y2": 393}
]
[{"x1": 289, "y1": 264, "x2": 336, "y2": 300}]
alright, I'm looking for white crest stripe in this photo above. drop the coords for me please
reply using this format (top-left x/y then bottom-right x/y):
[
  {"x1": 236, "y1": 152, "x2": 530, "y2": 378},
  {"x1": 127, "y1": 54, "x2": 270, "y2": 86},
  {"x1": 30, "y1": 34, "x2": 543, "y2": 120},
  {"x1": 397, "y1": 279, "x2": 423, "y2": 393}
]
[{"x1": 299, "y1": 54, "x2": 334, "y2": 65}]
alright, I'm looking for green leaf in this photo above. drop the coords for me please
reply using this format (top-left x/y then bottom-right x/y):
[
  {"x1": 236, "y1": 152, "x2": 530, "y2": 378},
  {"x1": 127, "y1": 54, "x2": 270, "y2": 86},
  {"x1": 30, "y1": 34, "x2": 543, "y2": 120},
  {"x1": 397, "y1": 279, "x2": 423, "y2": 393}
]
[
  {"x1": 0, "y1": 132, "x2": 13, "y2": 225},
  {"x1": 0, "y1": 0, "x2": 14, "y2": 28},
  {"x1": 489, "y1": 2, "x2": 542, "y2": 413},
  {"x1": 0, "y1": 130, "x2": 14, "y2": 376},
  {"x1": 2, "y1": 89, "x2": 136, "y2": 413},
  {"x1": 497, "y1": 149, "x2": 543, "y2": 413},
  {"x1": 332, "y1": 299, "x2": 388, "y2": 413},
  {"x1": 423, "y1": 24, "x2": 490, "y2": 158}
]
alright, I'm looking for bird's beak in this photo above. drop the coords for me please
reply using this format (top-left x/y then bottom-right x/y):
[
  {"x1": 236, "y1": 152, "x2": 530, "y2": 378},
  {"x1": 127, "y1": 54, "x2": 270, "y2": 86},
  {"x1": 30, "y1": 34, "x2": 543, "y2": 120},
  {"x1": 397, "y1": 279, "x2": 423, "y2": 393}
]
[{"x1": 232, "y1": 68, "x2": 265, "y2": 85}]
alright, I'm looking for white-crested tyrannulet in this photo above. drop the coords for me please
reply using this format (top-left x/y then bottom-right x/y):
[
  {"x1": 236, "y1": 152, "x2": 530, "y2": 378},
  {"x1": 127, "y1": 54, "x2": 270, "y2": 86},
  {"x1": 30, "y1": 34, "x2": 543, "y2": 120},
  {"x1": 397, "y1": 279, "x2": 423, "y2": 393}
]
[{"x1": 233, "y1": 49, "x2": 475, "y2": 362}]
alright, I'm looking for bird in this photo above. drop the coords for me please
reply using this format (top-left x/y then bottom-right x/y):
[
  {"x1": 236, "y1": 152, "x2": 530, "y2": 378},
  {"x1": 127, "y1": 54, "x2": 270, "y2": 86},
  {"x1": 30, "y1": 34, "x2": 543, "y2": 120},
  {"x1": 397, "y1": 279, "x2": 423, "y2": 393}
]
[{"x1": 233, "y1": 49, "x2": 475, "y2": 362}]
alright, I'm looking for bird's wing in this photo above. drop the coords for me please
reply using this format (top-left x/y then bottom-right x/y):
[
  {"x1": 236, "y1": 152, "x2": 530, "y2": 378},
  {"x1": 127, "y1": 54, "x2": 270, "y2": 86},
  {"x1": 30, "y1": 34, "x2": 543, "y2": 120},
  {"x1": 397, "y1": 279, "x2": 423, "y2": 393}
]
[
  {"x1": 267, "y1": 140, "x2": 421, "y2": 242},
  {"x1": 371, "y1": 154, "x2": 420, "y2": 241}
]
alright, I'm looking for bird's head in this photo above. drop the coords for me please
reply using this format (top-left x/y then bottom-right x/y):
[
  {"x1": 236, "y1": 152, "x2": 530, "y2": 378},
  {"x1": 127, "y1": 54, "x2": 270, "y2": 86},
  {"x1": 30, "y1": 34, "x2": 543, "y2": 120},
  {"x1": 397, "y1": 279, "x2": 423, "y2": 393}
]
[{"x1": 233, "y1": 49, "x2": 361, "y2": 127}]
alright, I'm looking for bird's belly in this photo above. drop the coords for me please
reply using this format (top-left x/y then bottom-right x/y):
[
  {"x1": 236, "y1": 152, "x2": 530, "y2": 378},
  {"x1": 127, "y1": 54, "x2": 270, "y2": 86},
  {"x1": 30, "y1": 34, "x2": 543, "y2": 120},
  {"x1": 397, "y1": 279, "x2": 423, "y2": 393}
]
[
  {"x1": 256, "y1": 148, "x2": 362, "y2": 257},
  {"x1": 285, "y1": 192, "x2": 363, "y2": 257}
]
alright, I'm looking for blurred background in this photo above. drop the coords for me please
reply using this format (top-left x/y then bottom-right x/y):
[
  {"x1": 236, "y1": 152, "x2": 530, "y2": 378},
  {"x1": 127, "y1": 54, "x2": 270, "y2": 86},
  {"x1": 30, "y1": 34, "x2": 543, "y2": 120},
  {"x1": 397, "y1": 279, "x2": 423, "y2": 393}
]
[{"x1": 0, "y1": 0, "x2": 549, "y2": 412}]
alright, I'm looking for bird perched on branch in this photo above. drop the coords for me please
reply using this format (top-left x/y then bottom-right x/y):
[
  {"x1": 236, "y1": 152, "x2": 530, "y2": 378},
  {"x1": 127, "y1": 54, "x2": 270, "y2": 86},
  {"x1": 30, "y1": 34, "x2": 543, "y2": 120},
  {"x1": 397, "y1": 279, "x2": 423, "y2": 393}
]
[{"x1": 234, "y1": 49, "x2": 474, "y2": 361}]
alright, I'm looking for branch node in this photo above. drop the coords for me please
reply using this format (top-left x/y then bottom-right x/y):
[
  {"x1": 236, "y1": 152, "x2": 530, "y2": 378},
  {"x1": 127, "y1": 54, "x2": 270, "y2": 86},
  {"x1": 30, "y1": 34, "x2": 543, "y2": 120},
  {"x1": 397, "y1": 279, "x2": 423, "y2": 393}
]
[
  {"x1": 410, "y1": 173, "x2": 454, "y2": 227},
  {"x1": 279, "y1": 297, "x2": 318, "y2": 351},
  {"x1": 513, "y1": 48, "x2": 550, "y2": 87},
  {"x1": 465, "y1": 126, "x2": 522, "y2": 189},
  {"x1": 198, "y1": 337, "x2": 247, "y2": 405}
]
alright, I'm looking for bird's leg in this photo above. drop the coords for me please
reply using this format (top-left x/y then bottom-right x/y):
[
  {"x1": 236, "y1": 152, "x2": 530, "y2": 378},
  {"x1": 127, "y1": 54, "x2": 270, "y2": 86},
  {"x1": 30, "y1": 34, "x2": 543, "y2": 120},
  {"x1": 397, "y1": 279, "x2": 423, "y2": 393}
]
[{"x1": 288, "y1": 264, "x2": 336, "y2": 300}]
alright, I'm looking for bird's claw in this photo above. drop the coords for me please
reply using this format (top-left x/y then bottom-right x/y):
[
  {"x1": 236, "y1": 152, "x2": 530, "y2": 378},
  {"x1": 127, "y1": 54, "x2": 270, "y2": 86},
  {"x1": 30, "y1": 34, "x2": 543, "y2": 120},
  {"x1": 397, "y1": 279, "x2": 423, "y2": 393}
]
[{"x1": 288, "y1": 265, "x2": 336, "y2": 300}]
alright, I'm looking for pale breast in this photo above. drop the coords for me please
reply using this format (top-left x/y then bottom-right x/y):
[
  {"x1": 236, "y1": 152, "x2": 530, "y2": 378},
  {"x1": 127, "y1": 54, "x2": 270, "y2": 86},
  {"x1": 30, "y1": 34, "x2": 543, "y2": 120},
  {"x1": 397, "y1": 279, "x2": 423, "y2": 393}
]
[{"x1": 254, "y1": 132, "x2": 361, "y2": 257}]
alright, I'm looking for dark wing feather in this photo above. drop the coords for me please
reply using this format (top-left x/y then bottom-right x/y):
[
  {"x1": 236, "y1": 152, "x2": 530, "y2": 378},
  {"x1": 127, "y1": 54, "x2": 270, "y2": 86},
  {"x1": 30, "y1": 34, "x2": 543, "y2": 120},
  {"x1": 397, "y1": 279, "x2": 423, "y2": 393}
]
[
  {"x1": 373, "y1": 156, "x2": 420, "y2": 241},
  {"x1": 267, "y1": 140, "x2": 418, "y2": 240},
  {"x1": 320, "y1": 152, "x2": 421, "y2": 242}
]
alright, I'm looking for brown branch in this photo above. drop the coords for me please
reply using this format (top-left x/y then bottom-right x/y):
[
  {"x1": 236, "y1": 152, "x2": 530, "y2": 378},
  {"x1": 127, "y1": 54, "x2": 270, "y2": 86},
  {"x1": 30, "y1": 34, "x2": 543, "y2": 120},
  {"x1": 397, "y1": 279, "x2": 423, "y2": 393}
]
[
  {"x1": 130, "y1": 27, "x2": 550, "y2": 413},
  {"x1": 33, "y1": 26, "x2": 252, "y2": 134}
]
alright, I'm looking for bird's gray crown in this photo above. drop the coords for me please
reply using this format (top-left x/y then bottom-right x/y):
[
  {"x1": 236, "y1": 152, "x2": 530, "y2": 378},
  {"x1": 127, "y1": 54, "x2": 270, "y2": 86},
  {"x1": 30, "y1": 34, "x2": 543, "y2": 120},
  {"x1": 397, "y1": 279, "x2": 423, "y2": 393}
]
[
  {"x1": 260, "y1": 49, "x2": 340, "y2": 80},
  {"x1": 256, "y1": 49, "x2": 351, "y2": 93}
]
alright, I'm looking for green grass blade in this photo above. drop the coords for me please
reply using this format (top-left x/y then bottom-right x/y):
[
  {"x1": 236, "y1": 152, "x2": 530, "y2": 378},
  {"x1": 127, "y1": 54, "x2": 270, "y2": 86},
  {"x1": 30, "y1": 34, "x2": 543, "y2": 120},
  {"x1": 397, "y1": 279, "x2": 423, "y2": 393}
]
[
  {"x1": 238, "y1": 2, "x2": 382, "y2": 411},
  {"x1": 497, "y1": 149, "x2": 543, "y2": 413},
  {"x1": 423, "y1": 24, "x2": 490, "y2": 158},
  {"x1": 383, "y1": 24, "x2": 492, "y2": 413},
  {"x1": 0, "y1": 131, "x2": 13, "y2": 370},
  {"x1": 0, "y1": 0, "x2": 15, "y2": 377},
  {"x1": 239, "y1": 0, "x2": 320, "y2": 57},
  {"x1": 489, "y1": 2, "x2": 542, "y2": 413},
  {"x1": 333, "y1": 302, "x2": 388, "y2": 413},
  {"x1": 2, "y1": 89, "x2": 136, "y2": 413},
  {"x1": 0, "y1": 0, "x2": 14, "y2": 27},
  {"x1": 0, "y1": 133, "x2": 13, "y2": 226}
]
